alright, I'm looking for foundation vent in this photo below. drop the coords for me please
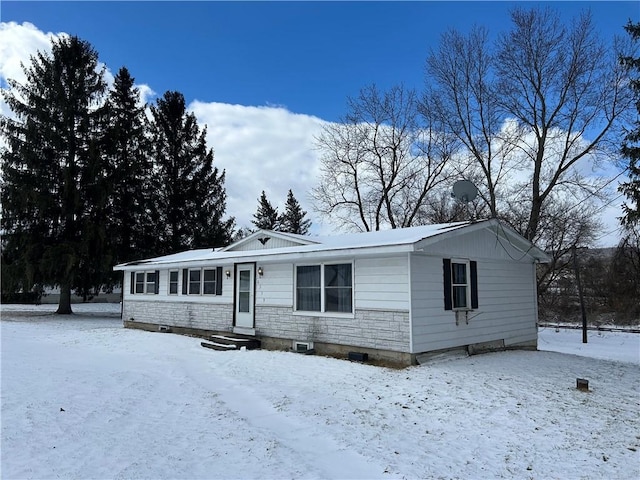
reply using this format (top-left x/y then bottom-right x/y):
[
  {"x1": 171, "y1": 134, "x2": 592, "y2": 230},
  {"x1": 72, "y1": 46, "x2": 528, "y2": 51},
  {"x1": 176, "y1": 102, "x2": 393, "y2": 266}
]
[{"x1": 293, "y1": 341, "x2": 314, "y2": 354}]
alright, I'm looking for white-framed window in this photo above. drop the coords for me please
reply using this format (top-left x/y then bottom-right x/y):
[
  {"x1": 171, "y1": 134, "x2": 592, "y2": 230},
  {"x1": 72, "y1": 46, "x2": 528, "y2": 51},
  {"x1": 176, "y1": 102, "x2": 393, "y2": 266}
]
[
  {"x1": 451, "y1": 260, "x2": 469, "y2": 309},
  {"x1": 443, "y1": 259, "x2": 478, "y2": 311},
  {"x1": 145, "y1": 272, "x2": 157, "y2": 294},
  {"x1": 183, "y1": 267, "x2": 222, "y2": 295},
  {"x1": 135, "y1": 272, "x2": 145, "y2": 294},
  {"x1": 203, "y1": 268, "x2": 217, "y2": 295},
  {"x1": 131, "y1": 270, "x2": 158, "y2": 295},
  {"x1": 295, "y1": 262, "x2": 353, "y2": 313},
  {"x1": 188, "y1": 269, "x2": 201, "y2": 295},
  {"x1": 168, "y1": 270, "x2": 179, "y2": 295}
]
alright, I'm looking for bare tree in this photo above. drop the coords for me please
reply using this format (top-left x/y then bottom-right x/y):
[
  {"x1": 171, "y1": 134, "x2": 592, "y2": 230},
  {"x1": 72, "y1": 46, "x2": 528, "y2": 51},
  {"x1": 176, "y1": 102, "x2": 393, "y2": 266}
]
[
  {"x1": 425, "y1": 7, "x2": 634, "y2": 242},
  {"x1": 420, "y1": 189, "x2": 489, "y2": 225},
  {"x1": 532, "y1": 198, "x2": 601, "y2": 304},
  {"x1": 312, "y1": 84, "x2": 455, "y2": 232},
  {"x1": 608, "y1": 225, "x2": 640, "y2": 323},
  {"x1": 424, "y1": 26, "x2": 515, "y2": 217}
]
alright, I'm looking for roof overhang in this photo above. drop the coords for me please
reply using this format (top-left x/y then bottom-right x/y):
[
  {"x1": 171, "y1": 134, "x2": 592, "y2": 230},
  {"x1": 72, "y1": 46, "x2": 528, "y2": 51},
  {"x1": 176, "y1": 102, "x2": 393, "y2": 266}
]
[
  {"x1": 415, "y1": 218, "x2": 550, "y2": 263},
  {"x1": 113, "y1": 219, "x2": 550, "y2": 272}
]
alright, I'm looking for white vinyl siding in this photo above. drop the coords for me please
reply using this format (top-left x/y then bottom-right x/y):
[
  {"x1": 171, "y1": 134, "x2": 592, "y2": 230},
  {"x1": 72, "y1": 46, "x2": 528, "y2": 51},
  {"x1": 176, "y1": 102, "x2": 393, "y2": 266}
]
[
  {"x1": 255, "y1": 263, "x2": 293, "y2": 306},
  {"x1": 354, "y1": 256, "x2": 410, "y2": 311},
  {"x1": 410, "y1": 253, "x2": 537, "y2": 353},
  {"x1": 124, "y1": 267, "x2": 233, "y2": 304}
]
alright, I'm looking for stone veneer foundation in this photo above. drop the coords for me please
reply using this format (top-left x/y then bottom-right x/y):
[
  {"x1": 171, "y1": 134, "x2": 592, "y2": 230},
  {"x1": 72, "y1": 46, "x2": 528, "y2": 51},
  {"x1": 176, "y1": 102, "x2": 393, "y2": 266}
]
[{"x1": 122, "y1": 300, "x2": 413, "y2": 366}]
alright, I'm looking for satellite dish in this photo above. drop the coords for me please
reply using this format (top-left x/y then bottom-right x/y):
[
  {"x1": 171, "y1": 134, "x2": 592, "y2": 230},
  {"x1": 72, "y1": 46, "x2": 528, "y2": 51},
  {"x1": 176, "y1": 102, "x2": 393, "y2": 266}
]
[{"x1": 452, "y1": 179, "x2": 478, "y2": 203}]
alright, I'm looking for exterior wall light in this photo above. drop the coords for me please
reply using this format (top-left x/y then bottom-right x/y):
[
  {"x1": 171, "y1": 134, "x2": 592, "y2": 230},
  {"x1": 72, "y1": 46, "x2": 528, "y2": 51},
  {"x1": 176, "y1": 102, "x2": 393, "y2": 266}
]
[
  {"x1": 258, "y1": 266, "x2": 264, "y2": 277},
  {"x1": 225, "y1": 270, "x2": 231, "y2": 278}
]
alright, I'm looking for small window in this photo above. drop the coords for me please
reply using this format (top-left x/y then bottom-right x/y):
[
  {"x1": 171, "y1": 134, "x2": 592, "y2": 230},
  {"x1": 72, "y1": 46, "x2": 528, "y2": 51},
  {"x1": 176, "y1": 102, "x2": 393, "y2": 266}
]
[
  {"x1": 169, "y1": 271, "x2": 179, "y2": 295},
  {"x1": 451, "y1": 262, "x2": 468, "y2": 309},
  {"x1": 132, "y1": 271, "x2": 158, "y2": 295},
  {"x1": 145, "y1": 272, "x2": 157, "y2": 294},
  {"x1": 189, "y1": 269, "x2": 201, "y2": 295},
  {"x1": 135, "y1": 272, "x2": 145, "y2": 294},
  {"x1": 203, "y1": 269, "x2": 217, "y2": 295},
  {"x1": 443, "y1": 259, "x2": 478, "y2": 311}
]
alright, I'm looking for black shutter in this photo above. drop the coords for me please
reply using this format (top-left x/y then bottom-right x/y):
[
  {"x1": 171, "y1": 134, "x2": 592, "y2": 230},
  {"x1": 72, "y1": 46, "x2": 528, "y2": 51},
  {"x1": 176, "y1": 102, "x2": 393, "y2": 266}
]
[
  {"x1": 216, "y1": 266, "x2": 223, "y2": 295},
  {"x1": 130, "y1": 272, "x2": 135, "y2": 295},
  {"x1": 182, "y1": 269, "x2": 188, "y2": 295},
  {"x1": 155, "y1": 270, "x2": 160, "y2": 294},
  {"x1": 443, "y1": 259, "x2": 452, "y2": 310},
  {"x1": 470, "y1": 261, "x2": 478, "y2": 309}
]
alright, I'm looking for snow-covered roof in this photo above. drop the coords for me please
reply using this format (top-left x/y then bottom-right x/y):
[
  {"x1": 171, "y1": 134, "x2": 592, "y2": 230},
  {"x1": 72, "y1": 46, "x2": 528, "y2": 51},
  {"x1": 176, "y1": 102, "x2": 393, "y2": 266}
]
[{"x1": 114, "y1": 219, "x2": 548, "y2": 270}]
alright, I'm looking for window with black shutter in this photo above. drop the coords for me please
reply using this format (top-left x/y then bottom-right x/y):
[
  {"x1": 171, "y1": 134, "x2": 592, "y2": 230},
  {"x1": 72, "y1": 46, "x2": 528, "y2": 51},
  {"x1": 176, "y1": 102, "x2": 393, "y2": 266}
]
[
  {"x1": 169, "y1": 271, "x2": 179, "y2": 295},
  {"x1": 443, "y1": 259, "x2": 478, "y2": 310}
]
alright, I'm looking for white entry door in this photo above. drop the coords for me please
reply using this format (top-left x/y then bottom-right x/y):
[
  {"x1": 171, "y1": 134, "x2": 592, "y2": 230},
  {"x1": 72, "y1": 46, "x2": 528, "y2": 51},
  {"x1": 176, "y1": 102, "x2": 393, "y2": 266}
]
[{"x1": 235, "y1": 264, "x2": 255, "y2": 329}]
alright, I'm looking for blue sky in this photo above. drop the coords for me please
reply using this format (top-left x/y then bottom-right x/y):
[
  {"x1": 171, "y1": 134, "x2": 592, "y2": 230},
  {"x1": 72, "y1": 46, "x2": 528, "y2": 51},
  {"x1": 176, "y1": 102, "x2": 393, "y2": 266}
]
[
  {"x1": 2, "y1": 1, "x2": 637, "y2": 122},
  {"x1": 1, "y1": 1, "x2": 638, "y2": 245}
]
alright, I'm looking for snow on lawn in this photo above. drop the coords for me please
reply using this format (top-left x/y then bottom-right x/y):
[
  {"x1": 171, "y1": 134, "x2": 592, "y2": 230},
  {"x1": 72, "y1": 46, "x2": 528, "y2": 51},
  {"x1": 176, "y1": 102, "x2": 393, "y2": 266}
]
[
  {"x1": 539, "y1": 326, "x2": 640, "y2": 365},
  {"x1": 1, "y1": 305, "x2": 639, "y2": 480}
]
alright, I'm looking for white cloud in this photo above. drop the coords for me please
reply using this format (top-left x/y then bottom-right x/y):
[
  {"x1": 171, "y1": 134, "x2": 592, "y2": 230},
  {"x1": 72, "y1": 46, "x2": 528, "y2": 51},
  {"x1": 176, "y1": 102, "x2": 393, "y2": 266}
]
[
  {"x1": 136, "y1": 83, "x2": 156, "y2": 106},
  {"x1": 0, "y1": 22, "x2": 64, "y2": 119},
  {"x1": 0, "y1": 22, "x2": 329, "y2": 235},
  {"x1": 0, "y1": 21, "x2": 115, "y2": 108},
  {"x1": 0, "y1": 21, "x2": 66, "y2": 86},
  {"x1": 1, "y1": 21, "x2": 624, "y2": 245},
  {"x1": 190, "y1": 101, "x2": 328, "y2": 233}
]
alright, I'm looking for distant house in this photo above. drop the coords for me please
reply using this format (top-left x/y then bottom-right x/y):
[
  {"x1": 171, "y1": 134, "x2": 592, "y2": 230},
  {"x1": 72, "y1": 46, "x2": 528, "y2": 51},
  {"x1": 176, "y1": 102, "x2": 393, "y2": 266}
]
[
  {"x1": 39, "y1": 286, "x2": 121, "y2": 304},
  {"x1": 114, "y1": 219, "x2": 549, "y2": 366}
]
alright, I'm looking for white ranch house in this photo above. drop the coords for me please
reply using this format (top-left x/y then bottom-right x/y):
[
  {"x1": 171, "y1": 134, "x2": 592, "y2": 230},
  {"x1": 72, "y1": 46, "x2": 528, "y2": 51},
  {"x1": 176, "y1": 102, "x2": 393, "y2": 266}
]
[{"x1": 114, "y1": 219, "x2": 549, "y2": 366}]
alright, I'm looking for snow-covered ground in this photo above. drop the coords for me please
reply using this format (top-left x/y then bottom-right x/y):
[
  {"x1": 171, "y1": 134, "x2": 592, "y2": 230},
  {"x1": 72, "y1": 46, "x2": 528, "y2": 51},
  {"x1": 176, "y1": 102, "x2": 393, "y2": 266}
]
[{"x1": 1, "y1": 304, "x2": 639, "y2": 479}]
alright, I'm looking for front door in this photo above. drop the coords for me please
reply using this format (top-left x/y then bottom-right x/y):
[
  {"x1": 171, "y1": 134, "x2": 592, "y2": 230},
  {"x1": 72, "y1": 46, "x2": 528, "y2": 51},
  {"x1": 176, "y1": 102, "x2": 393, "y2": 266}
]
[{"x1": 235, "y1": 264, "x2": 255, "y2": 329}]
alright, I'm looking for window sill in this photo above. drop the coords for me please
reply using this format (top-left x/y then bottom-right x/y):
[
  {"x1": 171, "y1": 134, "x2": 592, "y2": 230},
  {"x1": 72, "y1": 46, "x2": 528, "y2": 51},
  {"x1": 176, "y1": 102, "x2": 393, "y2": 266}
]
[{"x1": 292, "y1": 310, "x2": 355, "y2": 319}]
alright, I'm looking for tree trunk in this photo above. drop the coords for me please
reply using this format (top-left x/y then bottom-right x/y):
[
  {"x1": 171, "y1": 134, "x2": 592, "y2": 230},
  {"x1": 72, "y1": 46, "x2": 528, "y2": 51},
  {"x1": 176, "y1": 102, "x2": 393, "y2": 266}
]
[{"x1": 56, "y1": 283, "x2": 73, "y2": 314}]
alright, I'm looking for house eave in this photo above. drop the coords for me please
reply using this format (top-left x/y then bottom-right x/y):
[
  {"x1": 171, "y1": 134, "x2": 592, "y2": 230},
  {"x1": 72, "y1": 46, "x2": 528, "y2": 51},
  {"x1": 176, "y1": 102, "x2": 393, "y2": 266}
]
[
  {"x1": 414, "y1": 218, "x2": 550, "y2": 263},
  {"x1": 114, "y1": 243, "x2": 416, "y2": 271}
]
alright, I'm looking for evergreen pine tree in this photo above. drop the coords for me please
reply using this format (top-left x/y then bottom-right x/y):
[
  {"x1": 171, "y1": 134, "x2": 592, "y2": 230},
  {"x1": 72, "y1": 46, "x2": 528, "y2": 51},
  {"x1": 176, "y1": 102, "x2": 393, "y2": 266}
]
[
  {"x1": 1, "y1": 36, "x2": 109, "y2": 313},
  {"x1": 279, "y1": 189, "x2": 312, "y2": 234},
  {"x1": 252, "y1": 191, "x2": 279, "y2": 230},
  {"x1": 103, "y1": 67, "x2": 154, "y2": 265},
  {"x1": 620, "y1": 21, "x2": 640, "y2": 228},
  {"x1": 149, "y1": 91, "x2": 233, "y2": 254}
]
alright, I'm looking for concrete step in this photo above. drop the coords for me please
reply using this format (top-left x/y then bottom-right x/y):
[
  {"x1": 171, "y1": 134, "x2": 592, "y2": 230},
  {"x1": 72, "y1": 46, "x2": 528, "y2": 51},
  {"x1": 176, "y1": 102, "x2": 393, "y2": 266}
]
[
  {"x1": 201, "y1": 334, "x2": 261, "y2": 352},
  {"x1": 210, "y1": 334, "x2": 261, "y2": 350},
  {"x1": 201, "y1": 341, "x2": 238, "y2": 351}
]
